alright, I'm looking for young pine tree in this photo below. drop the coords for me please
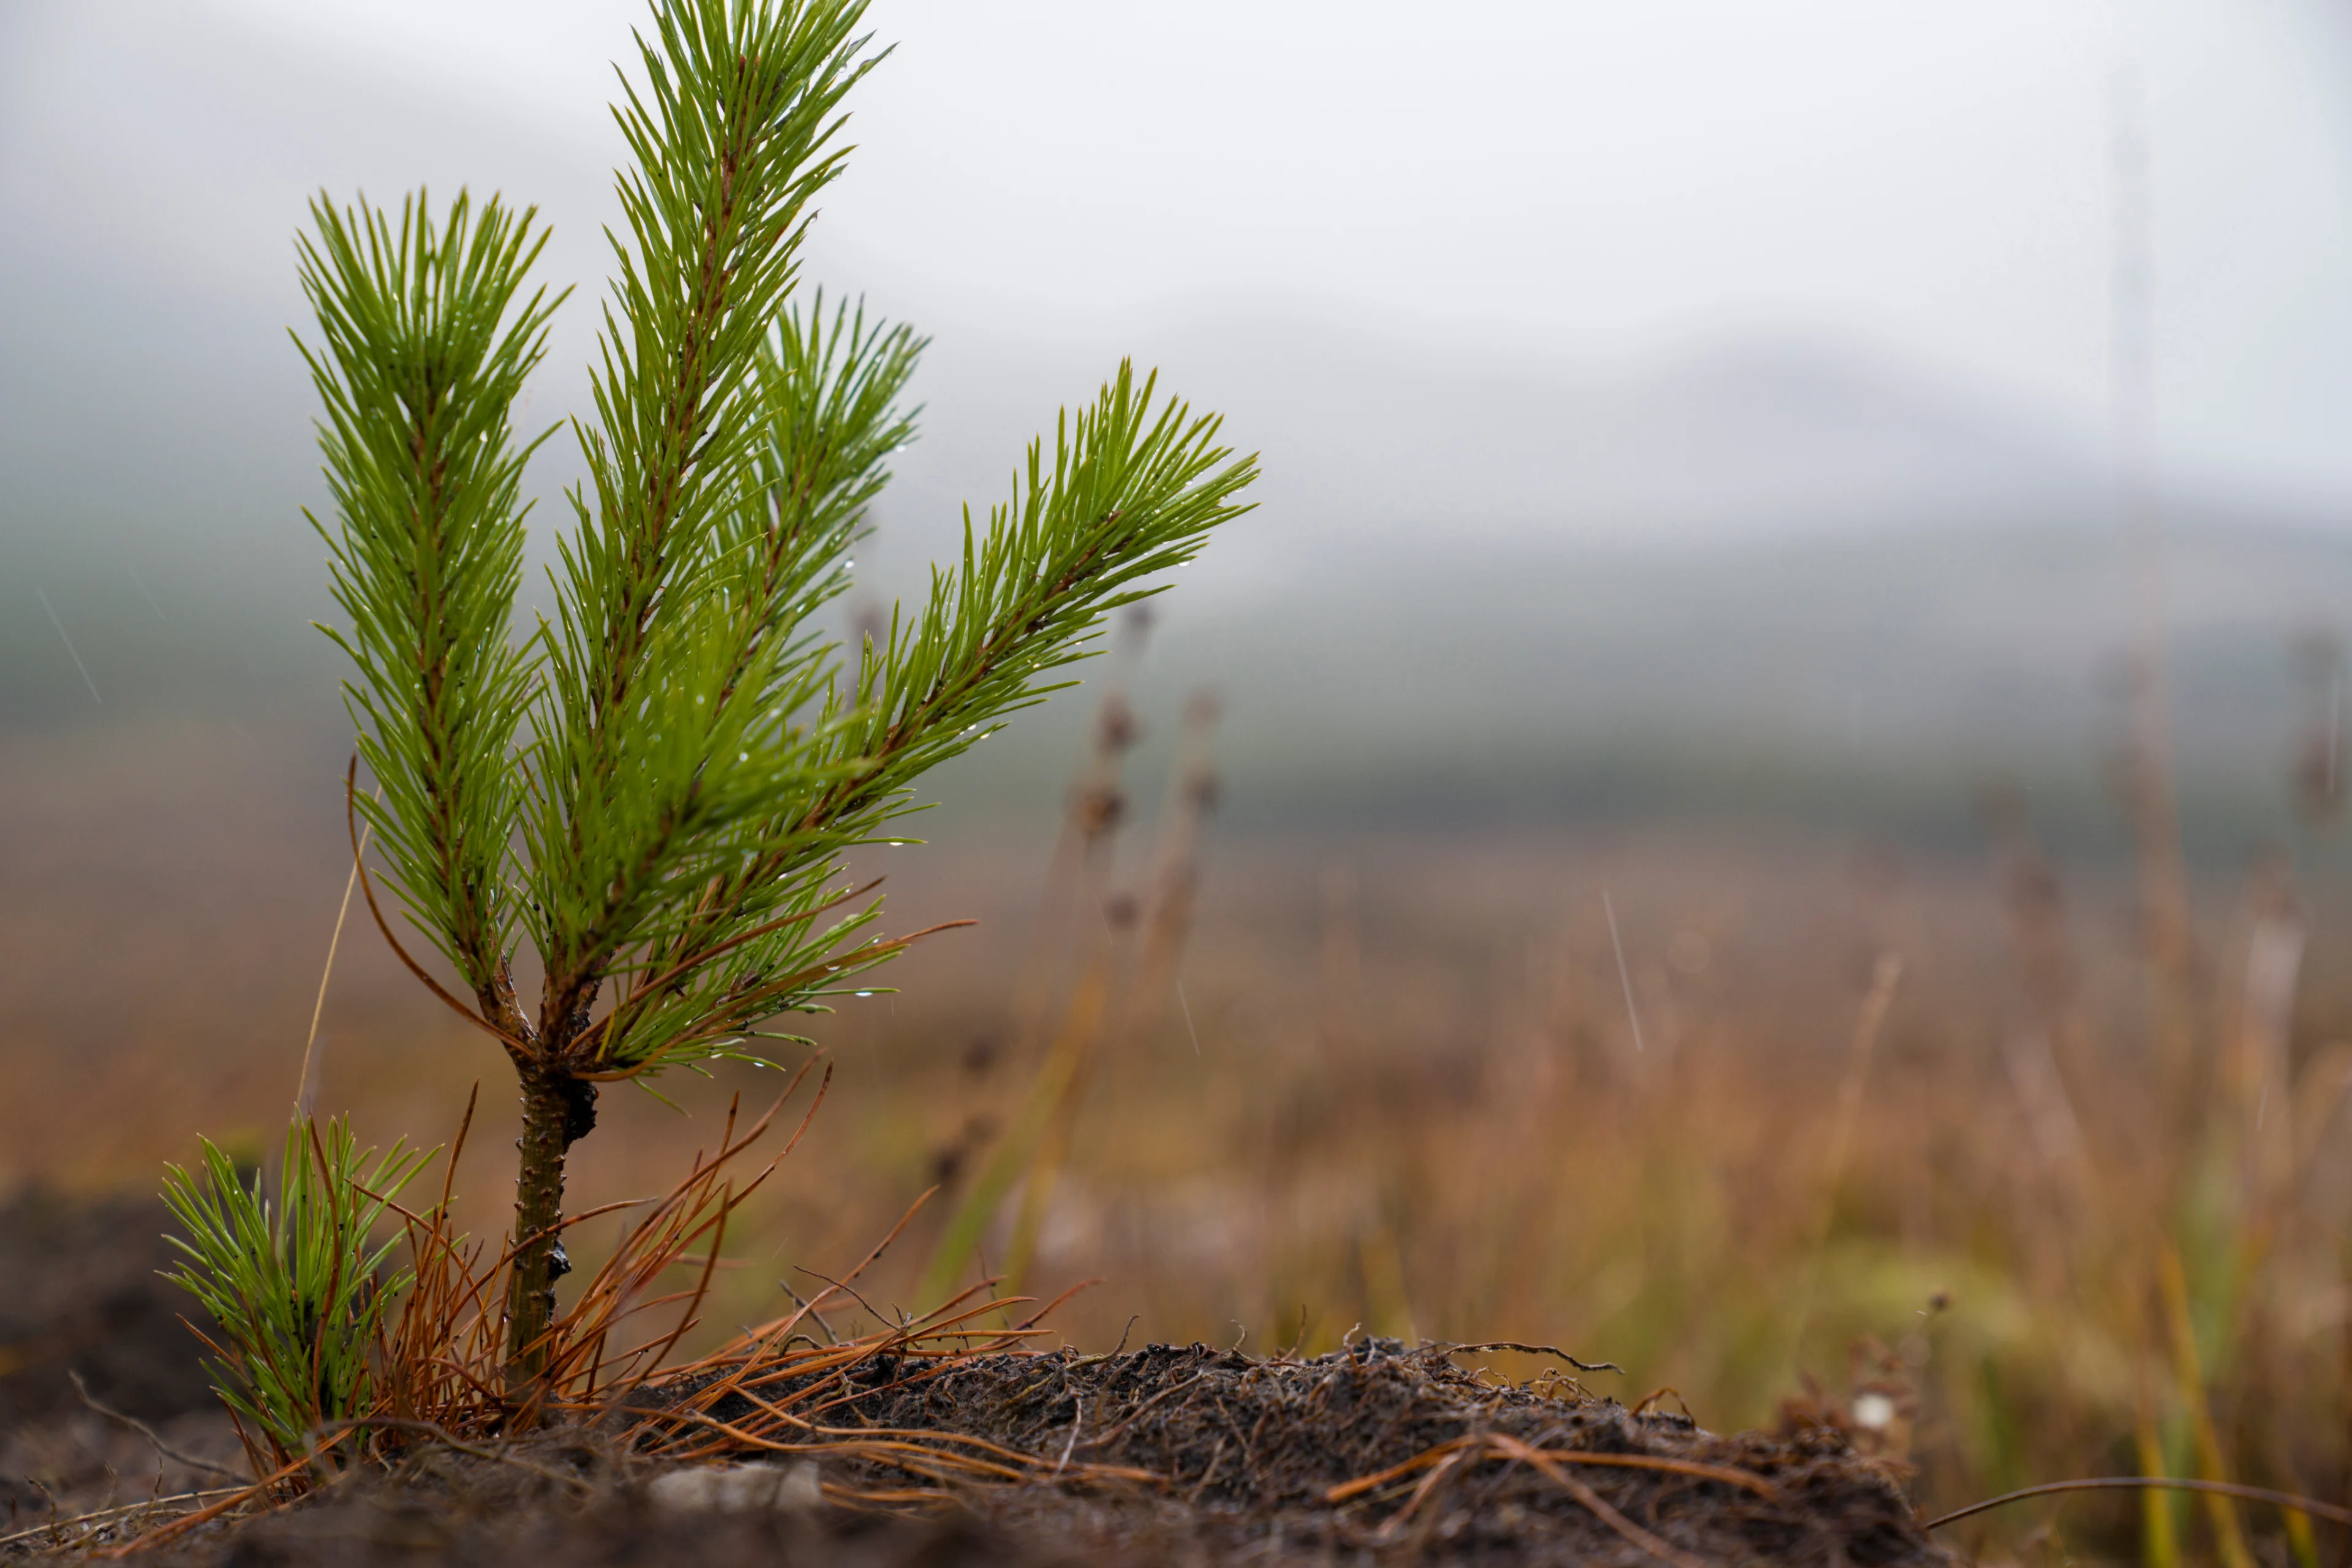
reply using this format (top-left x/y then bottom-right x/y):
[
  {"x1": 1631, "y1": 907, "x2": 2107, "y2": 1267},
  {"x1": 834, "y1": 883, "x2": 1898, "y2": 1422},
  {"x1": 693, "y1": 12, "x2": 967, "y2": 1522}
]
[{"x1": 298, "y1": 0, "x2": 1255, "y2": 1398}]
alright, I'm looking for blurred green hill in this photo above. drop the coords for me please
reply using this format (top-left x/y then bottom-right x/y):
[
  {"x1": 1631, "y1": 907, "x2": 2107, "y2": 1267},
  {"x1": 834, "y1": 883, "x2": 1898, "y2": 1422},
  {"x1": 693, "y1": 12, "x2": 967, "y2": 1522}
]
[{"x1": 4, "y1": 149, "x2": 2346, "y2": 857}]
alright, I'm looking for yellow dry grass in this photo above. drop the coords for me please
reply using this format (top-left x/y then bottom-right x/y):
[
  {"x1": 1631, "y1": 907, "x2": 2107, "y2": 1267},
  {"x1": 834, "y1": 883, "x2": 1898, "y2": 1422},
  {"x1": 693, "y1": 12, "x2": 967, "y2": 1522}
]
[{"x1": 5, "y1": 714, "x2": 2349, "y2": 1562}]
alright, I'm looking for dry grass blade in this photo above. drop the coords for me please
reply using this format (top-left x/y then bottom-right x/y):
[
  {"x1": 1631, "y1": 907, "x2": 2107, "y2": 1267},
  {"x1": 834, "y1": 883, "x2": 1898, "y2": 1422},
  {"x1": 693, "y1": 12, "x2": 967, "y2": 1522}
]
[
  {"x1": 1014, "y1": 1276, "x2": 1106, "y2": 1331},
  {"x1": 298, "y1": 791, "x2": 374, "y2": 1117},
  {"x1": 628, "y1": 1283, "x2": 1165, "y2": 1494},
  {"x1": 1073, "y1": 1372, "x2": 1213, "y2": 1451},
  {"x1": 1368, "y1": 1449, "x2": 1468, "y2": 1544},
  {"x1": 0, "y1": 1490, "x2": 245, "y2": 1551},
  {"x1": 1443, "y1": 1340, "x2": 1624, "y2": 1374},
  {"x1": 639, "y1": 1367, "x2": 1160, "y2": 1491},
  {"x1": 1925, "y1": 1476, "x2": 2352, "y2": 1531},
  {"x1": 1326, "y1": 1426, "x2": 1729, "y2": 1567},
  {"x1": 353, "y1": 1065, "x2": 839, "y2": 1447},
  {"x1": 546, "y1": 1079, "x2": 815, "y2": 1395},
  {"x1": 102, "y1": 1441, "x2": 344, "y2": 1556},
  {"x1": 310, "y1": 1415, "x2": 595, "y2": 1491},
  {"x1": 763, "y1": 1181, "x2": 938, "y2": 1343},
  {"x1": 342, "y1": 757, "x2": 526, "y2": 1055},
  {"x1": 69, "y1": 1369, "x2": 243, "y2": 1480},
  {"x1": 1324, "y1": 1433, "x2": 1779, "y2": 1504},
  {"x1": 1526, "y1": 1460, "x2": 1712, "y2": 1568}
]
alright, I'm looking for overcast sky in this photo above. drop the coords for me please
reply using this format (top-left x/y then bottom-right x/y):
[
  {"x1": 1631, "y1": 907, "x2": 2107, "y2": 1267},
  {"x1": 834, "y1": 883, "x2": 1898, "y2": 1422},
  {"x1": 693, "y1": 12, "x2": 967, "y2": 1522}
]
[{"x1": 7, "y1": 0, "x2": 2352, "y2": 510}]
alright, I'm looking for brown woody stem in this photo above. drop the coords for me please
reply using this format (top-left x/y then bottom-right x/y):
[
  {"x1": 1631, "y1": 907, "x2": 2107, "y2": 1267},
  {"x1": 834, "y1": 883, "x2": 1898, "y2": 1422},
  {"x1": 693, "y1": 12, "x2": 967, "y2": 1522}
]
[{"x1": 502, "y1": 1061, "x2": 598, "y2": 1403}]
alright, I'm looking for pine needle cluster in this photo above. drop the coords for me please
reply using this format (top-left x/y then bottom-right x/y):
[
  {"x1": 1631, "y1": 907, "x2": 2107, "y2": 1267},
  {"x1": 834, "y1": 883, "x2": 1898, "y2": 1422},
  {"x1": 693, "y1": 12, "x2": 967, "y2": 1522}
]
[{"x1": 160, "y1": 1122, "x2": 429, "y2": 1466}]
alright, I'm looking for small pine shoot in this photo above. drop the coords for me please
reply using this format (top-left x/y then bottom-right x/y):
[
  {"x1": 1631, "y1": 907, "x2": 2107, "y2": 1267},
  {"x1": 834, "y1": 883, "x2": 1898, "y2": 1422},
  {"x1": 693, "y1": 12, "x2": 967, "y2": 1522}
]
[
  {"x1": 279, "y1": 0, "x2": 1256, "y2": 1399},
  {"x1": 160, "y1": 1120, "x2": 430, "y2": 1468}
]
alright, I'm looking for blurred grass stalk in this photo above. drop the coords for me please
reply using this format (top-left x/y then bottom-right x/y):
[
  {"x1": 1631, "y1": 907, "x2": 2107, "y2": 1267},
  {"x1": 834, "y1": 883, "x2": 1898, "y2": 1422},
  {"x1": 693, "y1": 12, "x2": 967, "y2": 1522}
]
[{"x1": 916, "y1": 625, "x2": 1223, "y2": 1306}]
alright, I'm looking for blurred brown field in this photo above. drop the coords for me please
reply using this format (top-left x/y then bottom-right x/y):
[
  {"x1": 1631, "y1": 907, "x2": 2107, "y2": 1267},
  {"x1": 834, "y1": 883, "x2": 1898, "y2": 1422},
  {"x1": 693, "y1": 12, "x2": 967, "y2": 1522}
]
[{"x1": 7, "y1": 708, "x2": 2352, "y2": 1564}]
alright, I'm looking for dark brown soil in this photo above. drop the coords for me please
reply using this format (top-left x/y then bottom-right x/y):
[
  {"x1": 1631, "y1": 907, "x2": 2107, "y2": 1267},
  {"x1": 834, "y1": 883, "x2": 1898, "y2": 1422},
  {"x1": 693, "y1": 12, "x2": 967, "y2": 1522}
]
[
  {"x1": 0, "y1": 1189, "x2": 247, "y2": 1540},
  {"x1": 0, "y1": 1189, "x2": 1953, "y2": 1565},
  {"x1": 676, "y1": 1339, "x2": 1947, "y2": 1564}
]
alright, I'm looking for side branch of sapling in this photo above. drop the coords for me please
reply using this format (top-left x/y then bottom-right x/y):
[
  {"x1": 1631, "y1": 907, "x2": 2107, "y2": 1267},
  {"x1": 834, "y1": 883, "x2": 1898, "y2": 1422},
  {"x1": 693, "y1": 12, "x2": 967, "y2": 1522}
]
[{"x1": 298, "y1": 189, "x2": 560, "y2": 1046}]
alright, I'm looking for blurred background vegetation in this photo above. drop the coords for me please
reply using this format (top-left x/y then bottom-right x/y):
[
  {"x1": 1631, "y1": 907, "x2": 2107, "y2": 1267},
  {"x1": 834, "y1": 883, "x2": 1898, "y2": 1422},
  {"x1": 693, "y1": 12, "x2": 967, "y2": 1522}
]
[{"x1": 9, "y1": 1, "x2": 2352, "y2": 1561}]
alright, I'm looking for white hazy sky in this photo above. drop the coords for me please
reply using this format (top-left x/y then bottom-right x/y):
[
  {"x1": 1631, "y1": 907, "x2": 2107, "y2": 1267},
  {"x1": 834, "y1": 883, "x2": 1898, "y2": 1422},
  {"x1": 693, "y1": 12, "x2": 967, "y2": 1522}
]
[{"x1": 10, "y1": 0, "x2": 2352, "y2": 508}]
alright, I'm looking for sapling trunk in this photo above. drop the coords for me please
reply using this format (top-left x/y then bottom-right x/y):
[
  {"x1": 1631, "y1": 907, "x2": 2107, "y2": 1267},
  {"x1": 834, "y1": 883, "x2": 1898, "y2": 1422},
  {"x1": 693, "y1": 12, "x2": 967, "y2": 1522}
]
[{"x1": 503, "y1": 1064, "x2": 597, "y2": 1385}]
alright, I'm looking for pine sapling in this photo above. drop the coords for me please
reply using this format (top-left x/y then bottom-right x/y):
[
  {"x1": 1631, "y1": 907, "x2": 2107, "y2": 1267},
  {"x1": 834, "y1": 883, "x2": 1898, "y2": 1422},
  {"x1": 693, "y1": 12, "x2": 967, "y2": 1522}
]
[{"x1": 297, "y1": 0, "x2": 1256, "y2": 1403}]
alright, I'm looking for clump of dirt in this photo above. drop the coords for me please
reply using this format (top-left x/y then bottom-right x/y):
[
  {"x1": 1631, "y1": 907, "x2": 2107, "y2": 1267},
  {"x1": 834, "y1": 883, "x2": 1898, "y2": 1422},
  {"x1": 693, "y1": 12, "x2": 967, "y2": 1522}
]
[
  {"x1": 0, "y1": 1188, "x2": 1950, "y2": 1565},
  {"x1": 684, "y1": 1338, "x2": 1947, "y2": 1565}
]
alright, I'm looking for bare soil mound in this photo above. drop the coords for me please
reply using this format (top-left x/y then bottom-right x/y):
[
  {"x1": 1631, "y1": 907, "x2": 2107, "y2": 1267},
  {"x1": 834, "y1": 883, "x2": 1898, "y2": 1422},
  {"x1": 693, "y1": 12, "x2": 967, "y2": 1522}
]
[
  {"x1": 1, "y1": 1189, "x2": 1949, "y2": 1564},
  {"x1": 666, "y1": 1338, "x2": 1947, "y2": 1564}
]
